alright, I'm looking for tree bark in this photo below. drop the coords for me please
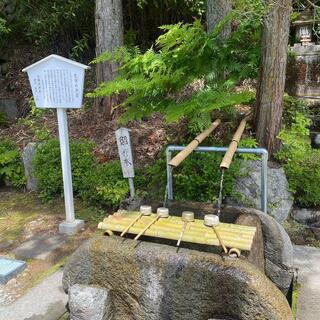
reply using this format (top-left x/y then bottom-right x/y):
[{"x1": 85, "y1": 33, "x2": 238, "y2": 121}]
[
  {"x1": 95, "y1": 0, "x2": 124, "y2": 118},
  {"x1": 254, "y1": 0, "x2": 292, "y2": 155},
  {"x1": 206, "y1": 0, "x2": 232, "y2": 37}
]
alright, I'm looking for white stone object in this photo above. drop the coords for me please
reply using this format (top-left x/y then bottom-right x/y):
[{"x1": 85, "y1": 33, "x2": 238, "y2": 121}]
[
  {"x1": 69, "y1": 284, "x2": 111, "y2": 320},
  {"x1": 22, "y1": 54, "x2": 89, "y2": 109},
  {"x1": 115, "y1": 127, "x2": 135, "y2": 178},
  {"x1": 204, "y1": 214, "x2": 220, "y2": 227}
]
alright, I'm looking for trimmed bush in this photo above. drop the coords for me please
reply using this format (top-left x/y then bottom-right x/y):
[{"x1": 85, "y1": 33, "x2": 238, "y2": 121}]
[
  {"x1": 0, "y1": 140, "x2": 25, "y2": 188},
  {"x1": 33, "y1": 138, "x2": 129, "y2": 207}
]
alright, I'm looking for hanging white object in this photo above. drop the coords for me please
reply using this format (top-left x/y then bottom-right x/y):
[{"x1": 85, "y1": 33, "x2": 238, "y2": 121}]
[
  {"x1": 115, "y1": 128, "x2": 135, "y2": 197},
  {"x1": 23, "y1": 54, "x2": 90, "y2": 235}
]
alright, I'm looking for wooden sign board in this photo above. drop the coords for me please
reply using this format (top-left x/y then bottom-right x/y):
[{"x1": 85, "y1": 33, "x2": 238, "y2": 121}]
[
  {"x1": 116, "y1": 128, "x2": 135, "y2": 178},
  {"x1": 22, "y1": 54, "x2": 90, "y2": 109}
]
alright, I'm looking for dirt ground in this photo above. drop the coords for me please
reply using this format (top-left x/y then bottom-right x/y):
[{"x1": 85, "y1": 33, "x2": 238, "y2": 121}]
[{"x1": 0, "y1": 189, "x2": 105, "y2": 303}]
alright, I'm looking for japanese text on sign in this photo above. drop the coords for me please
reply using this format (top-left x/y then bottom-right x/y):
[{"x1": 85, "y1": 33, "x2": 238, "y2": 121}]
[{"x1": 116, "y1": 128, "x2": 135, "y2": 178}]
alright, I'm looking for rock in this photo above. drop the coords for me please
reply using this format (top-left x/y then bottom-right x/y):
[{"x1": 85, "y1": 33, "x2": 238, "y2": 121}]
[
  {"x1": 230, "y1": 160, "x2": 293, "y2": 224},
  {"x1": 0, "y1": 99, "x2": 18, "y2": 121},
  {"x1": 291, "y1": 207, "x2": 320, "y2": 225},
  {"x1": 310, "y1": 221, "x2": 320, "y2": 240},
  {"x1": 119, "y1": 197, "x2": 145, "y2": 211},
  {"x1": 69, "y1": 284, "x2": 111, "y2": 320},
  {"x1": 22, "y1": 143, "x2": 38, "y2": 191},
  {"x1": 63, "y1": 236, "x2": 292, "y2": 320},
  {"x1": 13, "y1": 233, "x2": 66, "y2": 260},
  {"x1": 222, "y1": 206, "x2": 294, "y2": 297}
]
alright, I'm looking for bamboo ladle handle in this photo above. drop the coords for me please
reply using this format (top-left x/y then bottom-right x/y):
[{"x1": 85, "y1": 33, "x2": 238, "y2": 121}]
[
  {"x1": 120, "y1": 213, "x2": 143, "y2": 237},
  {"x1": 169, "y1": 119, "x2": 221, "y2": 168},
  {"x1": 134, "y1": 216, "x2": 159, "y2": 240}
]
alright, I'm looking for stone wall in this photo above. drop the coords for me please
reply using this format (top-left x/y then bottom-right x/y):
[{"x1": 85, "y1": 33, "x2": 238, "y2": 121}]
[{"x1": 286, "y1": 44, "x2": 320, "y2": 99}]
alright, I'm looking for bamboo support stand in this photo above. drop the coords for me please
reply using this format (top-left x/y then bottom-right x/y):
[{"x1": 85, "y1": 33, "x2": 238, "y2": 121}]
[
  {"x1": 220, "y1": 116, "x2": 250, "y2": 170},
  {"x1": 99, "y1": 212, "x2": 256, "y2": 251},
  {"x1": 169, "y1": 119, "x2": 221, "y2": 167}
]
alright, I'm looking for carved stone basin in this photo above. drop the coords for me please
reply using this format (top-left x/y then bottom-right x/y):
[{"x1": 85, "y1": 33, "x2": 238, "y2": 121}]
[{"x1": 63, "y1": 204, "x2": 294, "y2": 320}]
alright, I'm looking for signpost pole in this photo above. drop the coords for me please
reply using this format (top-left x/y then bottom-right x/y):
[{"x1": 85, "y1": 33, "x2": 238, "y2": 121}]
[
  {"x1": 128, "y1": 177, "x2": 135, "y2": 198},
  {"x1": 57, "y1": 108, "x2": 75, "y2": 223}
]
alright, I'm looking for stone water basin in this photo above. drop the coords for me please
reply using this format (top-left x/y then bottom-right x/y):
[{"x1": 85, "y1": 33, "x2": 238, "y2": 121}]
[{"x1": 63, "y1": 204, "x2": 294, "y2": 320}]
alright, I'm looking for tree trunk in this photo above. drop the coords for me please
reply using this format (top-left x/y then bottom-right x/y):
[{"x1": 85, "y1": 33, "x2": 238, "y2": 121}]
[
  {"x1": 206, "y1": 0, "x2": 232, "y2": 37},
  {"x1": 95, "y1": 0, "x2": 124, "y2": 119},
  {"x1": 254, "y1": 0, "x2": 292, "y2": 155}
]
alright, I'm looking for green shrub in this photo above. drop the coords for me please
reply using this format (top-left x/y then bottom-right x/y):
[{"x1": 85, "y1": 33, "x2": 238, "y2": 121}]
[
  {"x1": 33, "y1": 139, "x2": 129, "y2": 207},
  {"x1": 0, "y1": 140, "x2": 25, "y2": 188},
  {"x1": 80, "y1": 161, "x2": 129, "y2": 207},
  {"x1": 137, "y1": 152, "x2": 243, "y2": 203},
  {"x1": 33, "y1": 139, "x2": 96, "y2": 201},
  {"x1": 277, "y1": 112, "x2": 320, "y2": 207}
]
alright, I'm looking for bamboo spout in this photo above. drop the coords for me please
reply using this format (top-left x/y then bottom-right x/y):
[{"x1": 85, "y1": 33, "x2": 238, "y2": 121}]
[
  {"x1": 220, "y1": 116, "x2": 249, "y2": 170},
  {"x1": 169, "y1": 119, "x2": 221, "y2": 167}
]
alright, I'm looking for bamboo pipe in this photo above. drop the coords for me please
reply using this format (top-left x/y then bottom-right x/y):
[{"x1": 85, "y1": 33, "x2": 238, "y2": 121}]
[
  {"x1": 169, "y1": 119, "x2": 221, "y2": 167},
  {"x1": 220, "y1": 116, "x2": 250, "y2": 170}
]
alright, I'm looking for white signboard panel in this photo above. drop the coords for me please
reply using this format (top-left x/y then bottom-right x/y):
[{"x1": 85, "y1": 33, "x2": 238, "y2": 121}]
[
  {"x1": 116, "y1": 128, "x2": 135, "y2": 178},
  {"x1": 23, "y1": 55, "x2": 89, "y2": 109}
]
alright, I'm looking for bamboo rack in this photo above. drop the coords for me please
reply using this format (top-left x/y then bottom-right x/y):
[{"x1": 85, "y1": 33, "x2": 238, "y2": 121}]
[
  {"x1": 169, "y1": 119, "x2": 221, "y2": 167},
  {"x1": 220, "y1": 116, "x2": 250, "y2": 170},
  {"x1": 98, "y1": 212, "x2": 256, "y2": 251}
]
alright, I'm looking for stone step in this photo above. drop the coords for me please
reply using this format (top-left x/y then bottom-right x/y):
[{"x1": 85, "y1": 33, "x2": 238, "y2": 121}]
[{"x1": 294, "y1": 245, "x2": 320, "y2": 320}]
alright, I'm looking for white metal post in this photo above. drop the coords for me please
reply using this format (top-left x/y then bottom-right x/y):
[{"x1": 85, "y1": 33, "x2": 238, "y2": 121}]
[{"x1": 57, "y1": 108, "x2": 75, "y2": 223}]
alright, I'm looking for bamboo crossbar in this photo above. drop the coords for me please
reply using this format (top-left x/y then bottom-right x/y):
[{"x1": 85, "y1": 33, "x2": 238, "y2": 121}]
[
  {"x1": 98, "y1": 212, "x2": 256, "y2": 251},
  {"x1": 169, "y1": 119, "x2": 221, "y2": 167},
  {"x1": 220, "y1": 116, "x2": 250, "y2": 170}
]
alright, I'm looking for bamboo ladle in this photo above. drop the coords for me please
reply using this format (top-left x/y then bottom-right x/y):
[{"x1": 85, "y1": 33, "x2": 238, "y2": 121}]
[
  {"x1": 120, "y1": 205, "x2": 152, "y2": 237},
  {"x1": 134, "y1": 207, "x2": 169, "y2": 240},
  {"x1": 176, "y1": 211, "x2": 195, "y2": 247},
  {"x1": 204, "y1": 214, "x2": 228, "y2": 254}
]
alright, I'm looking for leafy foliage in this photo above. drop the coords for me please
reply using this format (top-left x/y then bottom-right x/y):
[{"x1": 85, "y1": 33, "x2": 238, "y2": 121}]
[
  {"x1": 277, "y1": 113, "x2": 320, "y2": 207},
  {"x1": 80, "y1": 161, "x2": 129, "y2": 207},
  {"x1": 33, "y1": 139, "x2": 129, "y2": 207},
  {"x1": 0, "y1": 17, "x2": 10, "y2": 35},
  {"x1": 0, "y1": 0, "x2": 94, "y2": 56},
  {"x1": 0, "y1": 140, "x2": 25, "y2": 188},
  {"x1": 136, "y1": 151, "x2": 245, "y2": 203},
  {"x1": 90, "y1": 1, "x2": 264, "y2": 123}
]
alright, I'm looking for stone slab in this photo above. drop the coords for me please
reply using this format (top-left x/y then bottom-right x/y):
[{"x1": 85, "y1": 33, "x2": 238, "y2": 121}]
[
  {"x1": 294, "y1": 245, "x2": 320, "y2": 320},
  {"x1": 13, "y1": 233, "x2": 66, "y2": 260},
  {"x1": 0, "y1": 99, "x2": 18, "y2": 121},
  {"x1": 0, "y1": 257, "x2": 26, "y2": 284},
  {"x1": 0, "y1": 269, "x2": 67, "y2": 320},
  {"x1": 59, "y1": 220, "x2": 84, "y2": 236}
]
